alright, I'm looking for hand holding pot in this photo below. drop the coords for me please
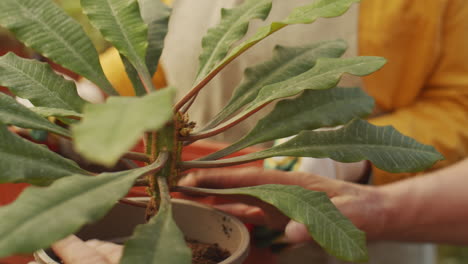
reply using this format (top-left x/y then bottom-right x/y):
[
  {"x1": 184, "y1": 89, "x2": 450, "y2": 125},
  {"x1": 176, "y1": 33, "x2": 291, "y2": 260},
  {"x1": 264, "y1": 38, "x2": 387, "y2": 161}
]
[
  {"x1": 180, "y1": 159, "x2": 468, "y2": 244},
  {"x1": 178, "y1": 167, "x2": 385, "y2": 243}
]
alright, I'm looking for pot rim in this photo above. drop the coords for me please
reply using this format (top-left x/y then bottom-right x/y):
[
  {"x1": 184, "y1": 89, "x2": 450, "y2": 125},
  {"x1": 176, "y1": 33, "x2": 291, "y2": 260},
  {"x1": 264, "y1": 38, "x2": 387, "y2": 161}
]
[
  {"x1": 172, "y1": 198, "x2": 250, "y2": 264},
  {"x1": 34, "y1": 198, "x2": 250, "y2": 264}
]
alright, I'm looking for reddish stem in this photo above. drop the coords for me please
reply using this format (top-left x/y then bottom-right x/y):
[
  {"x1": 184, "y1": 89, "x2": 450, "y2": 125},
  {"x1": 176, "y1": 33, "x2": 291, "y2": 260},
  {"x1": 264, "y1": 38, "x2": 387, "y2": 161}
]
[{"x1": 181, "y1": 103, "x2": 269, "y2": 142}]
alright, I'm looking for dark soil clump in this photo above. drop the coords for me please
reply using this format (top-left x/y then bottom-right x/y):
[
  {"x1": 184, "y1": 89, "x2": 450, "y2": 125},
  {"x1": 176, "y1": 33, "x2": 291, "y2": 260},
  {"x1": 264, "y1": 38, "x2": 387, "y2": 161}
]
[{"x1": 186, "y1": 239, "x2": 231, "y2": 264}]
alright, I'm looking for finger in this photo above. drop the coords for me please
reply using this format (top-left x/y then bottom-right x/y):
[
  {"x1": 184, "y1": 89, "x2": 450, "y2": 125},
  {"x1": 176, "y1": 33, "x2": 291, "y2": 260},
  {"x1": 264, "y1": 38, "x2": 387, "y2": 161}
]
[
  {"x1": 85, "y1": 240, "x2": 123, "y2": 264},
  {"x1": 176, "y1": 185, "x2": 291, "y2": 228},
  {"x1": 220, "y1": 200, "x2": 290, "y2": 230},
  {"x1": 284, "y1": 220, "x2": 312, "y2": 244},
  {"x1": 52, "y1": 235, "x2": 112, "y2": 264},
  {"x1": 214, "y1": 203, "x2": 268, "y2": 226},
  {"x1": 179, "y1": 167, "x2": 313, "y2": 189}
]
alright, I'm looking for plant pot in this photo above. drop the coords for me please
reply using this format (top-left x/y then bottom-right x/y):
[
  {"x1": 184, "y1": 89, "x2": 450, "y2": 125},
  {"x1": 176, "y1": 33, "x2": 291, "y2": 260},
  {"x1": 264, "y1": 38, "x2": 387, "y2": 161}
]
[{"x1": 34, "y1": 198, "x2": 250, "y2": 264}]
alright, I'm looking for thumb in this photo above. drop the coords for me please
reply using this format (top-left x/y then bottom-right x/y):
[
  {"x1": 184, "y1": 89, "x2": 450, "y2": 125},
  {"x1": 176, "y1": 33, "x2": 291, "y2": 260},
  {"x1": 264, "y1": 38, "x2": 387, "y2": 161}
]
[{"x1": 284, "y1": 220, "x2": 312, "y2": 244}]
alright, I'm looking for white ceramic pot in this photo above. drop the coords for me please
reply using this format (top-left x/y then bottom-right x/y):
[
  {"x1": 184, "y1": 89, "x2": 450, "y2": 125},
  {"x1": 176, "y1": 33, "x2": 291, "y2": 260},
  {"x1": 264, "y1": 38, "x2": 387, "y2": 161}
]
[{"x1": 34, "y1": 198, "x2": 250, "y2": 264}]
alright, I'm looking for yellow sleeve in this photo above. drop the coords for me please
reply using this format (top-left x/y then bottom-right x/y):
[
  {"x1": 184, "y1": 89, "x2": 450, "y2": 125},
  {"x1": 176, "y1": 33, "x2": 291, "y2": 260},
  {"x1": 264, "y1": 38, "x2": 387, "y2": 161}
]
[
  {"x1": 362, "y1": 0, "x2": 468, "y2": 184},
  {"x1": 99, "y1": 47, "x2": 167, "y2": 96}
]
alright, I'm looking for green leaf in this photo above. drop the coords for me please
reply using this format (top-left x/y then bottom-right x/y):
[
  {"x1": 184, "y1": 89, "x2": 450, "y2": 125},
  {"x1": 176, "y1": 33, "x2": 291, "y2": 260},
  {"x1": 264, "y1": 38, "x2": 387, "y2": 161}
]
[
  {"x1": 121, "y1": 201, "x2": 191, "y2": 264},
  {"x1": 192, "y1": 57, "x2": 385, "y2": 138},
  {"x1": 81, "y1": 0, "x2": 154, "y2": 91},
  {"x1": 0, "y1": 0, "x2": 117, "y2": 96},
  {"x1": 0, "y1": 125, "x2": 84, "y2": 186},
  {"x1": 178, "y1": 185, "x2": 367, "y2": 262},
  {"x1": 244, "y1": 57, "x2": 385, "y2": 114},
  {"x1": 195, "y1": 0, "x2": 272, "y2": 82},
  {"x1": 0, "y1": 93, "x2": 70, "y2": 137},
  {"x1": 185, "y1": 119, "x2": 444, "y2": 173},
  {"x1": 73, "y1": 88, "x2": 175, "y2": 167},
  {"x1": 210, "y1": 0, "x2": 360, "y2": 80},
  {"x1": 204, "y1": 40, "x2": 348, "y2": 130},
  {"x1": 31, "y1": 107, "x2": 83, "y2": 119},
  {"x1": 138, "y1": 0, "x2": 171, "y2": 76},
  {"x1": 202, "y1": 88, "x2": 374, "y2": 160},
  {"x1": 120, "y1": 54, "x2": 147, "y2": 96},
  {"x1": 0, "y1": 163, "x2": 162, "y2": 257},
  {"x1": 118, "y1": 0, "x2": 171, "y2": 96},
  {"x1": 0, "y1": 53, "x2": 86, "y2": 113}
]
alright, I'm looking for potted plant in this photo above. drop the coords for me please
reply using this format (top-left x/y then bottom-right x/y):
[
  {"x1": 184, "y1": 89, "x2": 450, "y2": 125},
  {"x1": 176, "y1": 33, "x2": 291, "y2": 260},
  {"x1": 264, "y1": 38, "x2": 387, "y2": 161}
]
[{"x1": 0, "y1": 0, "x2": 443, "y2": 263}]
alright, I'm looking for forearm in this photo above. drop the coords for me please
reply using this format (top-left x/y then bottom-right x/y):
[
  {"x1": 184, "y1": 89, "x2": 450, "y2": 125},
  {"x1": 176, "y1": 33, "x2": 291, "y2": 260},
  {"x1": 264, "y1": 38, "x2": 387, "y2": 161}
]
[{"x1": 377, "y1": 159, "x2": 468, "y2": 243}]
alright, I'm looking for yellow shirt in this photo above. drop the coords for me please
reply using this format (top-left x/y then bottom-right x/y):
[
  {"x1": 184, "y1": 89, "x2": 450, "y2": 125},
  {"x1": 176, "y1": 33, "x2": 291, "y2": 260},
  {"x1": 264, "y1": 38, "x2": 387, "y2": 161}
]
[{"x1": 360, "y1": 0, "x2": 468, "y2": 184}]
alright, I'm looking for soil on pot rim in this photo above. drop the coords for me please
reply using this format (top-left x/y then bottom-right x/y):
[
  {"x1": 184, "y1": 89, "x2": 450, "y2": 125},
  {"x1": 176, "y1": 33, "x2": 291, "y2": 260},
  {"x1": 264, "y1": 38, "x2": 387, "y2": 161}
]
[{"x1": 187, "y1": 239, "x2": 231, "y2": 264}]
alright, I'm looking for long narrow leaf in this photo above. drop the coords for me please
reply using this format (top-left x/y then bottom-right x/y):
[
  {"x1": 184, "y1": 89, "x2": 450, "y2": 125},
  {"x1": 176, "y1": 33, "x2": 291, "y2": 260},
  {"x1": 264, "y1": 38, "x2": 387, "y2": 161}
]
[
  {"x1": 138, "y1": 0, "x2": 171, "y2": 76},
  {"x1": 0, "y1": 53, "x2": 86, "y2": 113},
  {"x1": 0, "y1": 125, "x2": 84, "y2": 185},
  {"x1": 178, "y1": 185, "x2": 367, "y2": 262},
  {"x1": 0, "y1": 93, "x2": 70, "y2": 137},
  {"x1": 73, "y1": 88, "x2": 175, "y2": 167},
  {"x1": 191, "y1": 57, "x2": 385, "y2": 138},
  {"x1": 120, "y1": 54, "x2": 147, "y2": 96},
  {"x1": 244, "y1": 57, "x2": 385, "y2": 114},
  {"x1": 204, "y1": 0, "x2": 360, "y2": 82},
  {"x1": 204, "y1": 40, "x2": 348, "y2": 130},
  {"x1": 202, "y1": 88, "x2": 374, "y2": 160},
  {"x1": 0, "y1": 0, "x2": 117, "y2": 95},
  {"x1": 120, "y1": 0, "x2": 171, "y2": 96},
  {"x1": 184, "y1": 119, "x2": 444, "y2": 172},
  {"x1": 81, "y1": 0, "x2": 153, "y2": 91},
  {"x1": 0, "y1": 161, "x2": 164, "y2": 258},
  {"x1": 195, "y1": 0, "x2": 272, "y2": 82}
]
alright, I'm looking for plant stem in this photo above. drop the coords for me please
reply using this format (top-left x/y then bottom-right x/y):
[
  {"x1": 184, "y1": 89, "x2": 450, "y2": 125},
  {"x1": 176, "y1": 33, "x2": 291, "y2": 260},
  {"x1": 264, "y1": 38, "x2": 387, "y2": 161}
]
[
  {"x1": 156, "y1": 121, "x2": 182, "y2": 186},
  {"x1": 144, "y1": 131, "x2": 158, "y2": 220},
  {"x1": 144, "y1": 152, "x2": 170, "y2": 174},
  {"x1": 134, "y1": 176, "x2": 149, "y2": 186},
  {"x1": 173, "y1": 23, "x2": 285, "y2": 113},
  {"x1": 196, "y1": 141, "x2": 246, "y2": 161},
  {"x1": 180, "y1": 152, "x2": 260, "y2": 170},
  {"x1": 145, "y1": 151, "x2": 170, "y2": 220},
  {"x1": 121, "y1": 159, "x2": 139, "y2": 169},
  {"x1": 119, "y1": 198, "x2": 147, "y2": 208},
  {"x1": 146, "y1": 119, "x2": 181, "y2": 219},
  {"x1": 123, "y1": 152, "x2": 151, "y2": 163},
  {"x1": 181, "y1": 95, "x2": 197, "y2": 114},
  {"x1": 157, "y1": 176, "x2": 171, "y2": 211},
  {"x1": 182, "y1": 102, "x2": 268, "y2": 142},
  {"x1": 173, "y1": 65, "x2": 223, "y2": 112}
]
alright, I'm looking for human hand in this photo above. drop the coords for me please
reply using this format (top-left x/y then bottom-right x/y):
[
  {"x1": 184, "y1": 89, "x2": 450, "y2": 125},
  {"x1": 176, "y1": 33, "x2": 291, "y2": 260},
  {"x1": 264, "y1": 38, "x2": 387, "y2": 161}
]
[
  {"x1": 179, "y1": 167, "x2": 387, "y2": 243},
  {"x1": 50, "y1": 235, "x2": 123, "y2": 264}
]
